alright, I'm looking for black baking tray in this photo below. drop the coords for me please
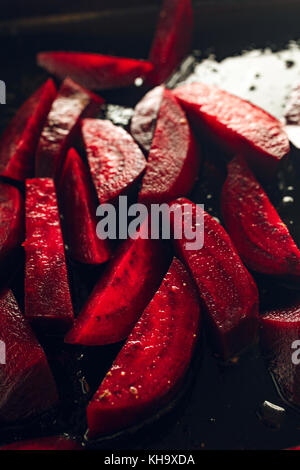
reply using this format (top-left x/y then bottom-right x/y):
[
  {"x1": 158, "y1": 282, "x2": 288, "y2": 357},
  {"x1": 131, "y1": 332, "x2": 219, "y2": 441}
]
[{"x1": 2, "y1": 0, "x2": 300, "y2": 451}]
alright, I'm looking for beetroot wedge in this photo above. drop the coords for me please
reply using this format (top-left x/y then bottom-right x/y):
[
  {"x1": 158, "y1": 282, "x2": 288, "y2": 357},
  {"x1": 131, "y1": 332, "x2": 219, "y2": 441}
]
[
  {"x1": 0, "y1": 79, "x2": 56, "y2": 181},
  {"x1": 35, "y1": 77, "x2": 104, "y2": 180},
  {"x1": 139, "y1": 89, "x2": 200, "y2": 204},
  {"x1": 0, "y1": 436, "x2": 81, "y2": 451},
  {"x1": 24, "y1": 178, "x2": 74, "y2": 332},
  {"x1": 147, "y1": 0, "x2": 194, "y2": 86},
  {"x1": 82, "y1": 119, "x2": 146, "y2": 204},
  {"x1": 37, "y1": 52, "x2": 154, "y2": 90},
  {"x1": 0, "y1": 289, "x2": 58, "y2": 422},
  {"x1": 170, "y1": 198, "x2": 259, "y2": 360},
  {"x1": 261, "y1": 302, "x2": 300, "y2": 407},
  {"x1": 65, "y1": 220, "x2": 169, "y2": 345},
  {"x1": 173, "y1": 82, "x2": 290, "y2": 175},
  {"x1": 221, "y1": 155, "x2": 300, "y2": 281},
  {"x1": 130, "y1": 85, "x2": 164, "y2": 152},
  {"x1": 0, "y1": 182, "x2": 24, "y2": 264},
  {"x1": 59, "y1": 148, "x2": 111, "y2": 265},
  {"x1": 87, "y1": 257, "x2": 201, "y2": 437}
]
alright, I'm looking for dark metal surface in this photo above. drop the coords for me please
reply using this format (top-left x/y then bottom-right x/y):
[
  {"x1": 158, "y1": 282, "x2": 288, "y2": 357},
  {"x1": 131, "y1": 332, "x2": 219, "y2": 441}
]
[{"x1": 2, "y1": 1, "x2": 300, "y2": 450}]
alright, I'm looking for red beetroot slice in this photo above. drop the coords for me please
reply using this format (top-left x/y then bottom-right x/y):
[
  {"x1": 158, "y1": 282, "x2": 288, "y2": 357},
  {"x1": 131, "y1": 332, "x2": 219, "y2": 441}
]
[
  {"x1": 0, "y1": 79, "x2": 56, "y2": 181},
  {"x1": 147, "y1": 0, "x2": 194, "y2": 86},
  {"x1": 260, "y1": 303, "x2": 300, "y2": 407},
  {"x1": 59, "y1": 148, "x2": 111, "y2": 265},
  {"x1": 82, "y1": 119, "x2": 146, "y2": 204},
  {"x1": 35, "y1": 77, "x2": 104, "y2": 180},
  {"x1": 221, "y1": 155, "x2": 300, "y2": 280},
  {"x1": 130, "y1": 85, "x2": 164, "y2": 152},
  {"x1": 0, "y1": 436, "x2": 81, "y2": 451},
  {"x1": 170, "y1": 198, "x2": 259, "y2": 360},
  {"x1": 65, "y1": 220, "x2": 169, "y2": 346},
  {"x1": 24, "y1": 178, "x2": 74, "y2": 332},
  {"x1": 37, "y1": 51, "x2": 154, "y2": 90},
  {"x1": 0, "y1": 289, "x2": 58, "y2": 422},
  {"x1": 139, "y1": 89, "x2": 200, "y2": 204},
  {"x1": 87, "y1": 257, "x2": 201, "y2": 437},
  {"x1": 173, "y1": 82, "x2": 290, "y2": 175},
  {"x1": 0, "y1": 182, "x2": 24, "y2": 263}
]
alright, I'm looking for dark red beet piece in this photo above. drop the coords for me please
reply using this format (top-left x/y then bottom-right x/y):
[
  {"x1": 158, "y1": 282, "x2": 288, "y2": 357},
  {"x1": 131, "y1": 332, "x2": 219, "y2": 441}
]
[
  {"x1": 0, "y1": 79, "x2": 56, "y2": 181},
  {"x1": 24, "y1": 178, "x2": 74, "y2": 332},
  {"x1": 81, "y1": 119, "x2": 146, "y2": 204},
  {"x1": 87, "y1": 257, "x2": 201, "y2": 438},
  {"x1": 173, "y1": 82, "x2": 290, "y2": 175},
  {"x1": 130, "y1": 85, "x2": 164, "y2": 152},
  {"x1": 59, "y1": 148, "x2": 111, "y2": 265},
  {"x1": 0, "y1": 436, "x2": 81, "y2": 450},
  {"x1": 139, "y1": 89, "x2": 200, "y2": 204},
  {"x1": 65, "y1": 220, "x2": 169, "y2": 345},
  {"x1": 0, "y1": 289, "x2": 58, "y2": 422},
  {"x1": 37, "y1": 52, "x2": 154, "y2": 90},
  {"x1": 147, "y1": 0, "x2": 194, "y2": 86},
  {"x1": 35, "y1": 77, "x2": 104, "y2": 180},
  {"x1": 260, "y1": 303, "x2": 300, "y2": 408},
  {"x1": 221, "y1": 155, "x2": 300, "y2": 281},
  {"x1": 170, "y1": 198, "x2": 259, "y2": 360},
  {"x1": 0, "y1": 182, "x2": 24, "y2": 263}
]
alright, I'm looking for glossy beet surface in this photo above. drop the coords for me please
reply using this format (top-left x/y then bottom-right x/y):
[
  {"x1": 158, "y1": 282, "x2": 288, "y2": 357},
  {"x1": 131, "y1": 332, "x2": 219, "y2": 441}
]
[
  {"x1": 82, "y1": 119, "x2": 146, "y2": 204},
  {"x1": 147, "y1": 0, "x2": 193, "y2": 86},
  {"x1": 59, "y1": 148, "x2": 111, "y2": 265},
  {"x1": 173, "y1": 82, "x2": 290, "y2": 175},
  {"x1": 65, "y1": 220, "x2": 169, "y2": 346},
  {"x1": 37, "y1": 52, "x2": 154, "y2": 90},
  {"x1": 221, "y1": 155, "x2": 300, "y2": 281},
  {"x1": 0, "y1": 289, "x2": 58, "y2": 423},
  {"x1": 0, "y1": 436, "x2": 81, "y2": 450},
  {"x1": 0, "y1": 182, "x2": 24, "y2": 263},
  {"x1": 24, "y1": 178, "x2": 74, "y2": 332},
  {"x1": 35, "y1": 78, "x2": 104, "y2": 180},
  {"x1": 261, "y1": 303, "x2": 300, "y2": 408},
  {"x1": 170, "y1": 198, "x2": 259, "y2": 360},
  {"x1": 87, "y1": 257, "x2": 201, "y2": 438},
  {"x1": 0, "y1": 79, "x2": 56, "y2": 181},
  {"x1": 139, "y1": 89, "x2": 200, "y2": 204},
  {"x1": 130, "y1": 85, "x2": 164, "y2": 153}
]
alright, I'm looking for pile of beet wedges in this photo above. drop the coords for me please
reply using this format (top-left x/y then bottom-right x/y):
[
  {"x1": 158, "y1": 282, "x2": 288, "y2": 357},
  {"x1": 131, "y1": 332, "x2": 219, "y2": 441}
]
[{"x1": 0, "y1": 0, "x2": 300, "y2": 451}]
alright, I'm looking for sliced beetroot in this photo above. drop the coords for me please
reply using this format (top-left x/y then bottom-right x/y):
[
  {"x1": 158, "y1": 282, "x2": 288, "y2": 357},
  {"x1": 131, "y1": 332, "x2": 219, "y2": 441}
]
[
  {"x1": 260, "y1": 302, "x2": 300, "y2": 407},
  {"x1": 35, "y1": 77, "x2": 104, "y2": 180},
  {"x1": 0, "y1": 182, "x2": 24, "y2": 264},
  {"x1": 0, "y1": 79, "x2": 56, "y2": 181},
  {"x1": 221, "y1": 155, "x2": 300, "y2": 281},
  {"x1": 173, "y1": 82, "x2": 290, "y2": 175},
  {"x1": 0, "y1": 289, "x2": 58, "y2": 422},
  {"x1": 59, "y1": 148, "x2": 111, "y2": 265},
  {"x1": 0, "y1": 436, "x2": 81, "y2": 450},
  {"x1": 170, "y1": 198, "x2": 259, "y2": 360},
  {"x1": 24, "y1": 178, "x2": 74, "y2": 332},
  {"x1": 37, "y1": 52, "x2": 154, "y2": 90},
  {"x1": 82, "y1": 119, "x2": 146, "y2": 204},
  {"x1": 139, "y1": 89, "x2": 200, "y2": 204},
  {"x1": 87, "y1": 257, "x2": 201, "y2": 437},
  {"x1": 147, "y1": 0, "x2": 194, "y2": 86},
  {"x1": 65, "y1": 220, "x2": 169, "y2": 346},
  {"x1": 130, "y1": 85, "x2": 164, "y2": 152}
]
